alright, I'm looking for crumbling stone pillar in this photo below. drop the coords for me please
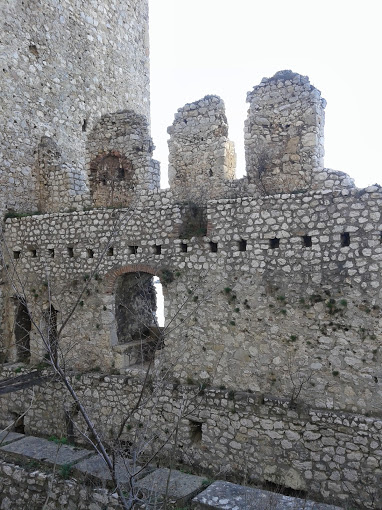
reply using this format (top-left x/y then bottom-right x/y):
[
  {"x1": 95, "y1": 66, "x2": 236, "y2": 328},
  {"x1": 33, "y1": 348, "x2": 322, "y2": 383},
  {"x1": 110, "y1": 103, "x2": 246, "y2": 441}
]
[
  {"x1": 87, "y1": 110, "x2": 159, "y2": 208},
  {"x1": 167, "y1": 95, "x2": 236, "y2": 201},
  {"x1": 245, "y1": 70, "x2": 326, "y2": 195}
]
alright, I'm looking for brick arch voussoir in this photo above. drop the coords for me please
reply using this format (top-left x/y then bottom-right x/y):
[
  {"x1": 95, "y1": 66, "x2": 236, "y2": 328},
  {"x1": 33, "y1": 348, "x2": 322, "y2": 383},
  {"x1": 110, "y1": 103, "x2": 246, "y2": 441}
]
[{"x1": 104, "y1": 264, "x2": 158, "y2": 294}]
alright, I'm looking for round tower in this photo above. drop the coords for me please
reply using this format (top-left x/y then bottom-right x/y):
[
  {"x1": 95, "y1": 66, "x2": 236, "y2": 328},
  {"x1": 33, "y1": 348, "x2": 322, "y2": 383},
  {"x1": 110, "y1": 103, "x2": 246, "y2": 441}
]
[
  {"x1": 0, "y1": 0, "x2": 150, "y2": 214},
  {"x1": 245, "y1": 70, "x2": 326, "y2": 195}
]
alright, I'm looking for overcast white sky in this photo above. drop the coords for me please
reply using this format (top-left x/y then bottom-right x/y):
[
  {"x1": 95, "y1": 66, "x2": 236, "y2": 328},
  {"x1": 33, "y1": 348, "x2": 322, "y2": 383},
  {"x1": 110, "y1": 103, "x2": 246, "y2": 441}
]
[{"x1": 149, "y1": 0, "x2": 381, "y2": 189}]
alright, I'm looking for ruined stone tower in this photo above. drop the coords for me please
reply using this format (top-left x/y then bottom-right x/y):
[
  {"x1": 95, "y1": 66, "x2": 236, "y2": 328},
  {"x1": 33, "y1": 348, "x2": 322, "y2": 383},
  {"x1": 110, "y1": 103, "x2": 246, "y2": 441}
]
[
  {"x1": 167, "y1": 95, "x2": 236, "y2": 201},
  {"x1": 245, "y1": 70, "x2": 326, "y2": 194},
  {"x1": 1, "y1": 1, "x2": 382, "y2": 505},
  {"x1": 0, "y1": 0, "x2": 151, "y2": 215}
]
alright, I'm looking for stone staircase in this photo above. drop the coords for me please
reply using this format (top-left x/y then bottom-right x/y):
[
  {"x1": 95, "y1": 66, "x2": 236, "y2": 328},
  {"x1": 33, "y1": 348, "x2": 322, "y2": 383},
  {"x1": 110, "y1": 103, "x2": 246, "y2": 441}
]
[{"x1": 0, "y1": 431, "x2": 342, "y2": 509}]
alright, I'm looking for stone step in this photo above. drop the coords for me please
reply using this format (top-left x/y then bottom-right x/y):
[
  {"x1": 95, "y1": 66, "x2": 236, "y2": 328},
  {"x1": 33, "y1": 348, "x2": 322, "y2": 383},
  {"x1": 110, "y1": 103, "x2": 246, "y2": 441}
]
[
  {"x1": 192, "y1": 481, "x2": 343, "y2": 510},
  {"x1": 136, "y1": 467, "x2": 208, "y2": 507},
  {"x1": 73, "y1": 452, "x2": 153, "y2": 488},
  {"x1": 0, "y1": 435, "x2": 92, "y2": 467},
  {"x1": 0, "y1": 431, "x2": 25, "y2": 446}
]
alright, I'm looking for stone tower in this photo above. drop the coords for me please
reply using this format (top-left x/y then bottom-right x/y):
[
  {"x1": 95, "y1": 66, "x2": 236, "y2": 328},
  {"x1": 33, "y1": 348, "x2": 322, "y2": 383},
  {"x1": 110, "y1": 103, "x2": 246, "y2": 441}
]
[
  {"x1": 167, "y1": 96, "x2": 236, "y2": 202},
  {"x1": 245, "y1": 70, "x2": 326, "y2": 195},
  {"x1": 0, "y1": 0, "x2": 150, "y2": 215}
]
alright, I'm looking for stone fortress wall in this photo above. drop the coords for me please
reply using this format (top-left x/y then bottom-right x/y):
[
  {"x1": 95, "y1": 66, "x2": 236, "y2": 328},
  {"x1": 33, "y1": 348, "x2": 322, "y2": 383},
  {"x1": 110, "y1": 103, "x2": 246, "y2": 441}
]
[
  {"x1": 2, "y1": 71, "x2": 381, "y2": 413},
  {"x1": 0, "y1": 0, "x2": 150, "y2": 215},
  {"x1": 1, "y1": 4, "x2": 382, "y2": 503},
  {"x1": 2, "y1": 184, "x2": 382, "y2": 414}
]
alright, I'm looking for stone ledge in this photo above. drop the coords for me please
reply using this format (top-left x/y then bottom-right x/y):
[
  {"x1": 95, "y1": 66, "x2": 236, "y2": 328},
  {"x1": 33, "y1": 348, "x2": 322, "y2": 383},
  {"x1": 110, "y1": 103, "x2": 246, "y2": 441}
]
[{"x1": 192, "y1": 481, "x2": 343, "y2": 510}]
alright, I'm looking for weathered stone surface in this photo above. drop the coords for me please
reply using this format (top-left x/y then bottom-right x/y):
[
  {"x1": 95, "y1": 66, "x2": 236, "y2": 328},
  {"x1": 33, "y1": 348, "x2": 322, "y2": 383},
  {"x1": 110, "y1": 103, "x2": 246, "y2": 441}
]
[
  {"x1": 0, "y1": 460, "x2": 123, "y2": 509},
  {"x1": 168, "y1": 95, "x2": 236, "y2": 201},
  {"x1": 0, "y1": 431, "x2": 25, "y2": 446},
  {"x1": 136, "y1": 468, "x2": 206, "y2": 506},
  {"x1": 0, "y1": 436, "x2": 91, "y2": 466},
  {"x1": 0, "y1": 11, "x2": 381, "y2": 507},
  {"x1": 192, "y1": 481, "x2": 343, "y2": 509},
  {"x1": 74, "y1": 453, "x2": 151, "y2": 486},
  {"x1": 0, "y1": 0, "x2": 150, "y2": 216}
]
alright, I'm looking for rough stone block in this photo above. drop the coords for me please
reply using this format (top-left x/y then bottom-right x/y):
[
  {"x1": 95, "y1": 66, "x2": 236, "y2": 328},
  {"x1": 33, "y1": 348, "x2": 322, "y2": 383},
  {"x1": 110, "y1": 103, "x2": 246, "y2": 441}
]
[
  {"x1": 0, "y1": 436, "x2": 91, "y2": 467},
  {"x1": 0, "y1": 431, "x2": 25, "y2": 446},
  {"x1": 192, "y1": 481, "x2": 343, "y2": 509},
  {"x1": 74, "y1": 453, "x2": 152, "y2": 487},
  {"x1": 136, "y1": 468, "x2": 206, "y2": 506}
]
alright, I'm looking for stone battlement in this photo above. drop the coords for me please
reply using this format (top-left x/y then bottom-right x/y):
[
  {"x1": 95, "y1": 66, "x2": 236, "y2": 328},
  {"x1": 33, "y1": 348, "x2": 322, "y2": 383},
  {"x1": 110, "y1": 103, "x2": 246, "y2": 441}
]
[{"x1": 1, "y1": 2, "x2": 381, "y2": 505}]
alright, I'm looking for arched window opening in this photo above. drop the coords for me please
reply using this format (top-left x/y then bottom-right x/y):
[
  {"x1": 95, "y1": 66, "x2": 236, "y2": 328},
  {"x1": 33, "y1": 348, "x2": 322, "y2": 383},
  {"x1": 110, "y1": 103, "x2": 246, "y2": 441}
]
[
  {"x1": 115, "y1": 272, "x2": 165, "y2": 361},
  {"x1": 14, "y1": 302, "x2": 31, "y2": 363}
]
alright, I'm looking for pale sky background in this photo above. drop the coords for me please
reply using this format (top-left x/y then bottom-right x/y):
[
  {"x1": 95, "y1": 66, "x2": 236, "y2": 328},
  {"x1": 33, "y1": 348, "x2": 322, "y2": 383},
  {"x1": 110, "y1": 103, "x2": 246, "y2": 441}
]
[{"x1": 149, "y1": 0, "x2": 381, "y2": 189}]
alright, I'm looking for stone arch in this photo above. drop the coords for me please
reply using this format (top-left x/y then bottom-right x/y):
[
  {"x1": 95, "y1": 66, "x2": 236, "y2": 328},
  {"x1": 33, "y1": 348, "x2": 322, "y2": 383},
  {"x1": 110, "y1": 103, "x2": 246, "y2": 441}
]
[
  {"x1": 104, "y1": 264, "x2": 157, "y2": 295},
  {"x1": 89, "y1": 151, "x2": 137, "y2": 207},
  {"x1": 86, "y1": 110, "x2": 159, "y2": 208},
  {"x1": 104, "y1": 265, "x2": 165, "y2": 367}
]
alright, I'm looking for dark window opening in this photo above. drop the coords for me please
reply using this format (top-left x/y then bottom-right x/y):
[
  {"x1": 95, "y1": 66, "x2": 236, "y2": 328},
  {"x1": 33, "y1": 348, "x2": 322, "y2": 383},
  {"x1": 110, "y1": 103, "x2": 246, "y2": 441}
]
[
  {"x1": 302, "y1": 235, "x2": 312, "y2": 248},
  {"x1": 14, "y1": 302, "x2": 31, "y2": 363},
  {"x1": 153, "y1": 245, "x2": 162, "y2": 255},
  {"x1": 238, "y1": 239, "x2": 247, "y2": 252},
  {"x1": 341, "y1": 232, "x2": 350, "y2": 247},
  {"x1": 13, "y1": 251, "x2": 20, "y2": 259},
  {"x1": 48, "y1": 248, "x2": 55, "y2": 258},
  {"x1": 179, "y1": 201, "x2": 207, "y2": 239},
  {"x1": 81, "y1": 119, "x2": 87, "y2": 132},
  {"x1": 189, "y1": 420, "x2": 203, "y2": 444},
  {"x1": 380, "y1": 232, "x2": 382, "y2": 244},
  {"x1": 107, "y1": 247, "x2": 114, "y2": 256},
  {"x1": 269, "y1": 238, "x2": 280, "y2": 249},
  {"x1": 11, "y1": 413, "x2": 25, "y2": 434},
  {"x1": 129, "y1": 246, "x2": 138, "y2": 255},
  {"x1": 28, "y1": 44, "x2": 39, "y2": 57},
  {"x1": 30, "y1": 249, "x2": 37, "y2": 258},
  {"x1": 209, "y1": 242, "x2": 218, "y2": 253},
  {"x1": 65, "y1": 404, "x2": 79, "y2": 444},
  {"x1": 115, "y1": 273, "x2": 165, "y2": 361},
  {"x1": 117, "y1": 167, "x2": 125, "y2": 180},
  {"x1": 87, "y1": 249, "x2": 94, "y2": 259},
  {"x1": 180, "y1": 242, "x2": 188, "y2": 253},
  {"x1": 209, "y1": 169, "x2": 213, "y2": 177},
  {"x1": 263, "y1": 480, "x2": 307, "y2": 499},
  {"x1": 67, "y1": 247, "x2": 74, "y2": 258}
]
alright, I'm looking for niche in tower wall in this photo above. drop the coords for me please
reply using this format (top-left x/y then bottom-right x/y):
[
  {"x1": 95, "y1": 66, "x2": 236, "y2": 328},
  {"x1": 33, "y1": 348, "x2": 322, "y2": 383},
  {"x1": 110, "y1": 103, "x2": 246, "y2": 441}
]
[{"x1": 89, "y1": 152, "x2": 136, "y2": 207}]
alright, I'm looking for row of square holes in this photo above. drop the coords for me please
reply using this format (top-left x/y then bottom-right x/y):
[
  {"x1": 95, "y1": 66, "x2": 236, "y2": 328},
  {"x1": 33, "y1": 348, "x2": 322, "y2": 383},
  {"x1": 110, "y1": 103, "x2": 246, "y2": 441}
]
[
  {"x1": 13, "y1": 245, "x2": 152, "y2": 259},
  {"x1": 12, "y1": 233, "x2": 356, "y2": 260}
]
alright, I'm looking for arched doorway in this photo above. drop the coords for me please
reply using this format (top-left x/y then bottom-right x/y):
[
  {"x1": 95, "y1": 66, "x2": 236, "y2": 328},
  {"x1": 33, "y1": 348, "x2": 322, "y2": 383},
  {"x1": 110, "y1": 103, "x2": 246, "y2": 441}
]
[{"x1": 114, "y1": 271, "x2": 164, "y2": 363}]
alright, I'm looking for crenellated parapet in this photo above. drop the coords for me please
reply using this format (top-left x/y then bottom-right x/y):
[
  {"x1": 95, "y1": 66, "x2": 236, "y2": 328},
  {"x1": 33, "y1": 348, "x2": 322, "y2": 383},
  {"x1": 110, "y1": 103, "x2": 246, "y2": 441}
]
[
  {"x1": 245, "y1": 70, "x2": 326, "y2": 194},
  {"x1": 167, "y1": 96, "x2": 236, "y2": 201},
  {"x1": 87, "y1": 110, "x2": 159, "y2": 208}
]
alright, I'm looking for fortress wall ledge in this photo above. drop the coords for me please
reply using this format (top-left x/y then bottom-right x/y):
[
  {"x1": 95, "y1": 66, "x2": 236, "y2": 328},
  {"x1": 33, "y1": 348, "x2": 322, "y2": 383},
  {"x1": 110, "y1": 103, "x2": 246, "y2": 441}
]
[
  {"x1": 2, "y1": 185, "x2": 382, "y2": 414},
  {"x1": 0, "y1": 367, "x2": 381, "y2": 508}
]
